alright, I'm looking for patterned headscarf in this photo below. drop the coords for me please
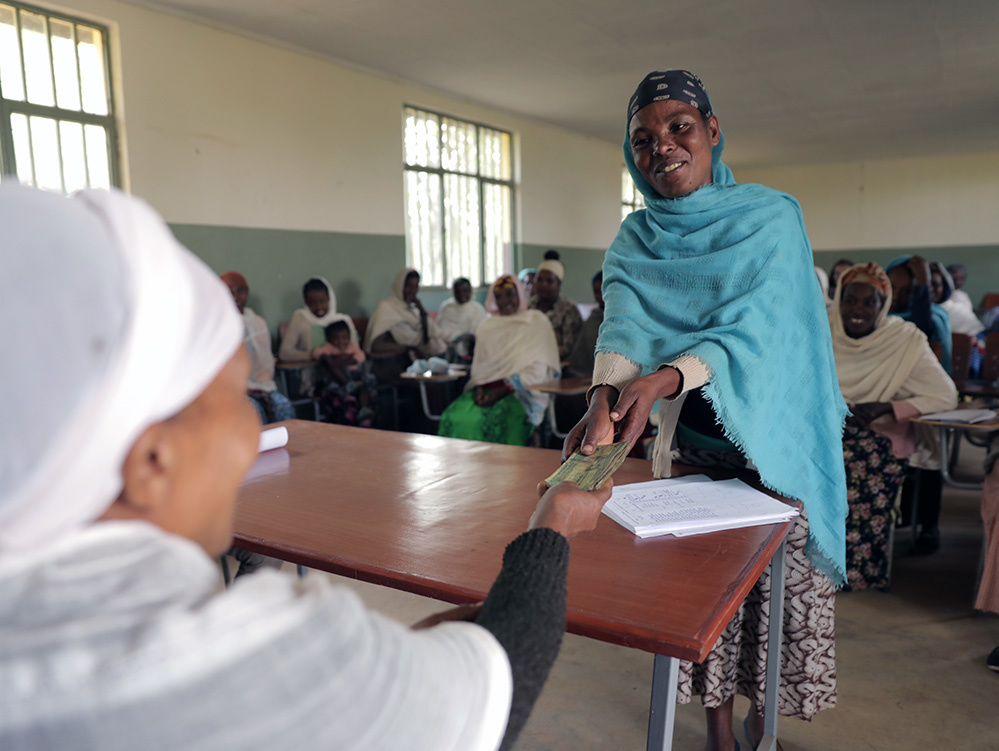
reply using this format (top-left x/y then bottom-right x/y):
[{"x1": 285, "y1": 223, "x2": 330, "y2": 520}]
[
  {"x1": 838, "y1": 262, "x2": 892, "y2": 302},
  {"x1": 485, "y1": 274, "x2": 528, "y2": 315},
  {"x1": 627, "y1": 69, "x2": 713, "y2": 126}
]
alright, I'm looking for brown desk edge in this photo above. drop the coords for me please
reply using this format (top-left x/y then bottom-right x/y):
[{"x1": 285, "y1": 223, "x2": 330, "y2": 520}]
[{"x1": 234, "y1": 420, "x2": 796, "y2": 663}]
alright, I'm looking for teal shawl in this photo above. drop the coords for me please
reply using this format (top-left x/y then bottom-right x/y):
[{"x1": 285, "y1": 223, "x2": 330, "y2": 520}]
[
  {"x1": 884, "y1": 255, "x2": 953, "y2": 374},
  {"x1": 598, "y1": 130, "x2": 848, "y2": 587}
]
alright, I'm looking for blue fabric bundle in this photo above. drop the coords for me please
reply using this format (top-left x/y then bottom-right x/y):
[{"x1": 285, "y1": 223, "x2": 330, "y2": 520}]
[
  {"x1": 884, "y1": 255, "x2": 953, "y2": 374},
  {"x1": 598, "y1": 129, "x2": 849, "y2": 587}
]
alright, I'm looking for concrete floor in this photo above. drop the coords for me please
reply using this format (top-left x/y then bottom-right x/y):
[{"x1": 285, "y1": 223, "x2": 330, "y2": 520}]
[{"x1": 261, "y1": 444, "x2": 999, "y2": 751}]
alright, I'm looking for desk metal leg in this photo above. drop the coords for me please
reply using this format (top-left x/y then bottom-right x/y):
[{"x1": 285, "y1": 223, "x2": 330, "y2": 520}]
[
  {"x1": 759, "y1": 538, "x2": 786, "y2": 751},
  {"x1": 416, "y1": 381, "x2": 441, "y2": 422},
  {"x1": 548, "y1": 396, "x2": 567, "y2": 440},
  {"x1": 938, "y1": 426, "x2": 981, "y2": 491},
  {"x1": 646, "y1": 654, "x2": 679, "y2": 751}
]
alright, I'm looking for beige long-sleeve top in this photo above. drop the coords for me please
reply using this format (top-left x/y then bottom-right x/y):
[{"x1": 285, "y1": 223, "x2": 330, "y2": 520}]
[
  {"x1": 591, "y1": 351, "x2": 712, "y2": 479},
  {"x1": 278, "y1": 309, "x2": 320, "y2": 362}
]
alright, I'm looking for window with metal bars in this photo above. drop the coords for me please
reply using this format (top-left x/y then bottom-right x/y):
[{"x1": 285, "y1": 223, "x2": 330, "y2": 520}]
[
  {"x1": 0, "y1": 1, "x2": 118, "y2": 193},
  {"x1": 403, "y1": 106, "x2": 514, "y2": 288},
  {"x1": 621, "y1": 165, "x2": 645, "y2": 221}
]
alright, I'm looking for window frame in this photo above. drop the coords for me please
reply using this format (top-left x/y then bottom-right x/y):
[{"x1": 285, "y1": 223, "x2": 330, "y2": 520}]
[
  {"x1": 0, "y1": 0, "x2": 120, "y2": 190},
  {"x1": 402, "y1": 105, "x2": 515, "y2": 289}
]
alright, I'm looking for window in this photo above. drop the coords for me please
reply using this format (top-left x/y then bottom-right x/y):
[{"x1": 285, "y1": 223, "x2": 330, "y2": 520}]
[
  {"x1": 0, "y1": 2, "x2": 118, "y2": 192},
  {"x1": 621, "y1": 165, "x2": 645, "y2": 220},
  {"x1": 403, "y1": 106, "x2": 513, "y2": 288}
]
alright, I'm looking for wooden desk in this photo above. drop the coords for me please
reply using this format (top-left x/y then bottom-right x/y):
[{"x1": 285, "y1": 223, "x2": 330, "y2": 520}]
[
  {"x1": 954, "y1": 379, "x2": 999, "y2": 400},
  {"x1": 529, "y1": 375, "x2": 592, "y2": 439},
  {"x1": 234, "y1": 421, "x2": 794, "y2": 751}
]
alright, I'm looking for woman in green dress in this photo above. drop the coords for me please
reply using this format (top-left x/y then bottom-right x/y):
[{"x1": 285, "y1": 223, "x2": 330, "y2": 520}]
[{"x1": 440, "y1": 275, "x2": 560, "y2": 445}]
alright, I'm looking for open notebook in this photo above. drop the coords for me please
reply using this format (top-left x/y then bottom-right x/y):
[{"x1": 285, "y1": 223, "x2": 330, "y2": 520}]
[{"x1": 602, "y1": 475, "x2": 798, "y2": 539}]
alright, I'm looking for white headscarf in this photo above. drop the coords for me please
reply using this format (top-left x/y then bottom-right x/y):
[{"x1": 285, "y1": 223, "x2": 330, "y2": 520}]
[
  {"x1": 470, "y1": 275, "x2": 560, "y2": 388},
  {"x1": 536, "y1": 259, "x2": 564, "y2": 281},
  {"x1": 829, "y1": 263, "x2": 926, "y2": 404},
  {"x1": 363, "y1": 267, "x2": 424, "y2": 350},
  {"x1": 297, "y1": 276, "x2": 358, "y2": 341},
  {"x1": 0, "y1": 184, "x2": 242, "y2": 553}
]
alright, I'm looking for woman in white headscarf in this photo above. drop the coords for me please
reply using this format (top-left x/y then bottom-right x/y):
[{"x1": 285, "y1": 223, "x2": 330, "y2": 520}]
[
  {"x1": 278, "y1": 276, "x2": 358, "y2": 362},
  {"x1": 437, "y1": 276, "x2": 488, "y2": 358},
  {"x1": 0, "y1": 183, "x2": 612, "y2": 751},
  {"x1": 830, "y1": 263, "x2": 956, "y2": 588},
  {"x1": 364, "y1": 267, "x2": 448, "y2": 357},
  {"x1": 439, "y1": 275, "x2": 560, "y2": 446}
]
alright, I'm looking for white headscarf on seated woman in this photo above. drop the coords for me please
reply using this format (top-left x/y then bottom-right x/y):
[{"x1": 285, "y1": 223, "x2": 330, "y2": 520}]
[
  {"x1": 363, "y1": 267, "x2": 446, "y2": 354},
  {"x1": 471, "y1": 274, "x2": 561, "y2": 425},
  {"x1": 0, "y1": 184, "x2": 242, "y2": 553}
]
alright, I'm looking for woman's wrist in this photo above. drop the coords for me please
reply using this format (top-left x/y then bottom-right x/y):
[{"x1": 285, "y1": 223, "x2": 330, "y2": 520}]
[{"x1": 652, "y1": 366, "x2": 682, "y2": 400}]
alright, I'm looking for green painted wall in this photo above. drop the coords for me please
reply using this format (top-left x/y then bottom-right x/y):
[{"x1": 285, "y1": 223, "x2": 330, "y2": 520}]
[
  {"x1": 812, "y1": 245, "x2": 999, "y2": 309},
  {"x1": 169, "y1": 224, "x2": 609, "y2": 336}
]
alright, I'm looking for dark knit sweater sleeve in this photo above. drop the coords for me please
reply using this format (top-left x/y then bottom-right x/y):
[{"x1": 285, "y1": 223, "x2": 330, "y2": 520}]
[
  {"x1": 910, "y1": 285, "x2": 935, "y2": 339},
  {"x1": 474, "y1": 527, "x2": 570, "y2": 751}
]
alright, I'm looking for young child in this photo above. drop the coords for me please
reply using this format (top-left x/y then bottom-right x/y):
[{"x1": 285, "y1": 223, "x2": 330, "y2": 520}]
[{"x1": 317, "y1": 320, "x2": 377, "y2": 427}]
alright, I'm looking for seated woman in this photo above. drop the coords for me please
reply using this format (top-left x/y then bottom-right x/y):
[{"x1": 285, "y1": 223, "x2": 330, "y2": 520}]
[
  {"x1": 437, "y1": 276, "x2": 487, "y2": 359},
  {"x1": 830, "y1": 263, "x2": 957, "y2": 589},
  {"x1": 278, "y1": 277, "x2": 359, "y2": 395},
  {"x1": 440, "y1": 275, "x2": 560, "y2": 446},
  {"x1": 219, "y1": 271, "x2": 295, "y2": 425},
  {"x1": 364, "y1": 268, "x2": 448, "y2": 381},
  {"x1": 886, "y1": 255, "x2": 953, "y2": 374},
  {"x1": 0, "y1": 183, "x2": 613, "y2": 750},
  {"x1": 933, "y1": 261, "x2": 985, "y2": 376},
  {"x1": 316, "y1": 319, "x2": 378, "y2": 428},
  {"x1": 528, "y1": 259, "x2": 582, "y2": 361}
]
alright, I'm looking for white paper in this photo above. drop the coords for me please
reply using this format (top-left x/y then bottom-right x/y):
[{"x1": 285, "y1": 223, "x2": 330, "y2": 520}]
[
  {"x1": 257, "y1": 425, "x2": 289, "y2": 453},
  {"x1": 920, "y1": 408, "x2": 997, "y2": 424},
  {"x1": 602, "y1": 477, "x2": 797, "y2": 538}
]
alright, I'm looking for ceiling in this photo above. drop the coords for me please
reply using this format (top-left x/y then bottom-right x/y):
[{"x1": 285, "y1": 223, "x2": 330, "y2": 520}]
[{"x1": 131, "y1": 0, "x2": 999, "y2": 169}]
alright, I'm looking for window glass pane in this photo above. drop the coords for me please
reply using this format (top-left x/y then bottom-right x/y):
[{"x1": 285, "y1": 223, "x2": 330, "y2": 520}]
[
  {"x1": 20, "y1": 10, "x2": 55, "y2": 106},
  {"x1": 50, "y1": 19, "x2": 81, "y2": 111},
  {"x1": 404, "y1": 170, "x2": 443, "y2": 286},
  {"x1": 29, "y1": 115, "x2": 61, "y2": 190},
  {"x1": 443, "y1": 173, "x2": 481, "y2": 287},
  {"x1": 0, "y1": 4, "x2": 25, "y2": 101},
  {"x1": 403, "y1": 107, "x2": 439, "y2": 168},
  {"x1": 77, "y1": 25, "x2": 108, "y2": 116},
  {"x1": 482, "y1": 183, "x2": 511, "y2": 286},
  {"x1": 84, "y1": 123, "x2": 110, "y2": 188},
  {"x1": 622, "y1": 167, "x2": 634, "y2": 204},
  {"x1": 10, "y1": 112, "x2": 34, "y2": 185},
  {"x1": 498, "y1": 132, "x2": 511, "y2": 181},
  {"x1": 478, "y1": 127, "x2": 500, "y2": 180},
  {"x1": 441, "y1": 117, "x2": 477, "y2": 175},
  {"x1": 59, "y1": 120, "x2": 86, "y2": 192}
]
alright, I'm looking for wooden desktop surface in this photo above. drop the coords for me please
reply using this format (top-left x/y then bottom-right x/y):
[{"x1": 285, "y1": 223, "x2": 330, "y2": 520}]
[{"x1": 233, "y1": 420, "x2": 794, "y2": 663}]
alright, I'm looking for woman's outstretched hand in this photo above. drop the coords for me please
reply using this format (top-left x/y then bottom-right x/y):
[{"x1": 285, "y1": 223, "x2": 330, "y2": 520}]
[
  {"x1": 562, "y1": 368, "x2": 681, "y2": 461},
  {"x1": 562, "y1": 385, "x2": 618, "y2": 461}
]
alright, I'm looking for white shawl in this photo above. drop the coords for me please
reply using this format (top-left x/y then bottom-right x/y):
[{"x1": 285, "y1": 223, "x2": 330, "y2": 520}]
[
  {"x1": 437, "y1": 298, "x2": 487, "y2": 340},
  {"x1": 363, "y1": 267, "x2": 442, "y2": 350},
  {"x1": 469, "y1": 309, "x2": 560, "y2": 389},
  {"x1": 829, "y1": 276, "x2": 927, "y2": 404},
  {"x1": 296, "y1": 276, "x2": 358, "y2": 340},
  {"x1": 243, "y1": 307, "x2": 277, "y2": 391},
  {"x1": 0, "y1": 185, "x2": 242, "y2": 553}
]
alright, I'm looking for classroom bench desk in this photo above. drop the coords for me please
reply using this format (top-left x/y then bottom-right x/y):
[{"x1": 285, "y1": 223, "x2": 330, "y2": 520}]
[{"x1": 233, "y1": 420, "x2": 795, "y2": 751}]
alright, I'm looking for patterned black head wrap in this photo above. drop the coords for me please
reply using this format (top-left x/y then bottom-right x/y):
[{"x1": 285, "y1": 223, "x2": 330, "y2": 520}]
[{"x1": 627, "y1": 70, "x2": 712, "y2": 127}]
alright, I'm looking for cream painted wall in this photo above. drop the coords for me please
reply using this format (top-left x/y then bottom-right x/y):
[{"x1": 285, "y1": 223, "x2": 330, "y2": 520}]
[
  {"x1": 736, "y1": 151, "x2": 999, "y2": 251},
  {"x1": 33, "y1": 0, "x2": 623, "y2": 250}
]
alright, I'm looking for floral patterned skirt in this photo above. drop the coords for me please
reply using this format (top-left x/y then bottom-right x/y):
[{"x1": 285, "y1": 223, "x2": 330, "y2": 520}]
[{"x1": 842, "y1": 424, "x2": 907, "y2": 591}]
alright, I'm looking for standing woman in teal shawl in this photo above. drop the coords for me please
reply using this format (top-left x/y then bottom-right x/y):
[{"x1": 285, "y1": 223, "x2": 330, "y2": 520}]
[{"x1": 564, "y1": 71, "x2": 847, "y2": 751}]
